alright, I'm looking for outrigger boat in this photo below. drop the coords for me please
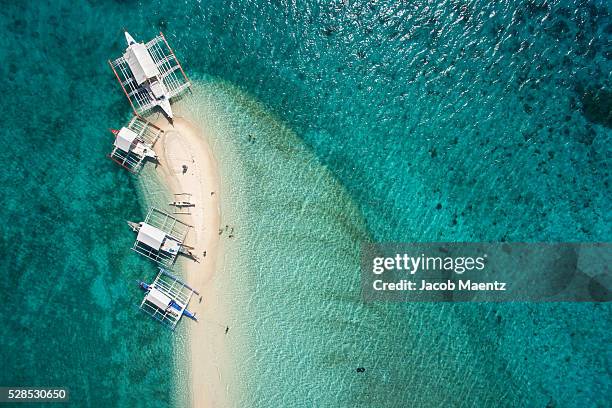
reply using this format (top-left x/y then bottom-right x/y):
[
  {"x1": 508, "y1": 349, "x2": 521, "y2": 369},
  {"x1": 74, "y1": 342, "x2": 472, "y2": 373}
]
[
  {"x1": 169, "y1": 193, "x2": 194, "y2": 214},
  {"x1": 136, "y1": 268, "x2": 199, "y2": 330},
  {"x1": 138, "y1": 279, "x2": 197, "y2": 321},
  {"x1": 109, "y1": 31, "x2": 191, "y2": 120},
  {"x1": 111, "y1": 127, "x2": 158, "y2": 160},
  {"x1": 169, "y1": 200, "x2": 194, "y2": 208},
  {"x1": 107, "y1": 116, "x2": 163, "y2": 174},
  {"x1": 124, "y1": 31, "x2": 173, "y2": 119},
  {"x1": 127, "y1": 214, "x2": 198, "y2": 263}
]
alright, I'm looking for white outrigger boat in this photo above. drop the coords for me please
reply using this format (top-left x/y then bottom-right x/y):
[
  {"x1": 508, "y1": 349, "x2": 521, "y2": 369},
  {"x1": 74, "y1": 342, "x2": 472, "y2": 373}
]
[
  {"x1": 127, "y1": 208, "x2": 198, "y2": 264},
  {"x1": 137, "y1": 268, "x2": 199, "y2": 330},
  {"x1": 111, "y1": 127, "x2": 157, "y2": 159},
  {"x1": 109, "y1": 31, "x2": 191, "y2": 120},
  {"x1": 107, "y1": 116, "x2": 163, "y2": 173},
  {"x1": 123, "y1": 31, "x2": 173, "y2": 119}
]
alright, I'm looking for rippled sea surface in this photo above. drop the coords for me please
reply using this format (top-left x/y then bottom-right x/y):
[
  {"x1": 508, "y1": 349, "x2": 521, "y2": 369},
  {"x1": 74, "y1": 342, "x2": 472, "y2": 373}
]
[{"x1": 0, "y1": 1, "x2": 610, "y2": 407}]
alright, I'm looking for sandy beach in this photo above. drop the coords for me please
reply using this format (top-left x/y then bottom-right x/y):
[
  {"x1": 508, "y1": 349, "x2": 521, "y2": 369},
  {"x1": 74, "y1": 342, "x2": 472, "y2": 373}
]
[{"x1": 152, "y1": 115, "x2": 232, "y2": 408}]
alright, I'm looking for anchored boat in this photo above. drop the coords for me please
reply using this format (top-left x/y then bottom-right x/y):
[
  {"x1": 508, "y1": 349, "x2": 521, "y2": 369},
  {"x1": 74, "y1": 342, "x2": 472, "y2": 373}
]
[
  {"x1": 123, "y1": 31, "x2": 172, "y2": 118},
  {"x1": 138, "y1": 279, "x2": 197, "y2": 321},
  {"x1": 107, "y1": 116, "x2": 163, "y2": 173},
  {"x1": 109, "y1": 31, "x2": 191, "y2": 120},
  {"x1": 127, "y1": 208, "x2": 198, "y2": 265},
  {"x1": 137, "y1": 268, "x2": 199, "y2": 330},
  {"x1": 111, "y1": 128, "x2": 157, "y2": 160}
]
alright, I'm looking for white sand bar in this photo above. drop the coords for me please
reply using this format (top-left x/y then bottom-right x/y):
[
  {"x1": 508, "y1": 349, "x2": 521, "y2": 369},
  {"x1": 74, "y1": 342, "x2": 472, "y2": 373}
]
[{"x1": 153, "y1": 116, "x2": 233, "y2": 408}]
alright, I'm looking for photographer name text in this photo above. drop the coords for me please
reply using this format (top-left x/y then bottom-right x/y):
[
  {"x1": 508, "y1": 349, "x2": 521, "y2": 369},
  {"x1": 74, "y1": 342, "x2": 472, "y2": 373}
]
[{"x1": 372, "y1": 279, "x2": 507, "y2": 291}]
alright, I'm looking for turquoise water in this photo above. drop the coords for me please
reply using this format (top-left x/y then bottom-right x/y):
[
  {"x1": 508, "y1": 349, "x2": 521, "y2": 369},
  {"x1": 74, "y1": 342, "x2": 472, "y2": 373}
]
[{"x1": 1, "y1": 1, "x2": 610, "y2": 407}]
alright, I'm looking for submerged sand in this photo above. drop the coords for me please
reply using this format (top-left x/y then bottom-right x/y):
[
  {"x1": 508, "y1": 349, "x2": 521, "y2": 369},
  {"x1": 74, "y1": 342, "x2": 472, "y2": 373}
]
[{"x1": 152, "y1": 115, "x2": 232, "y2": 408}]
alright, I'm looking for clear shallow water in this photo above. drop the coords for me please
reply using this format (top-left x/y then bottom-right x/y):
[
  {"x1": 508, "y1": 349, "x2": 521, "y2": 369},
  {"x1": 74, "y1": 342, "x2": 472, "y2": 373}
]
[
  {"x1": 185, "y1": 81, "x2": 611, "y2": 407},
  {"x1": 0, "y1": 1, "x2": 610, "y2": 407}
]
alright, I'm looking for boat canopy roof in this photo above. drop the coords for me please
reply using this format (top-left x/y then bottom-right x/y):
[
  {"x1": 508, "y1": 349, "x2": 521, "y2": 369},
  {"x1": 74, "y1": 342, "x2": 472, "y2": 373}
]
[
  {"x1": 114, "y1": 127, "x2": 138, "y2": 152},
  {"x1": 124, "y1": 42, "x2": 160, "y2": 85},
  {"x1": 145, "y1": 287, "x2": 171, "y2": 310},
  {"x1": 136, "y1": 223, "x2": 166, "y2": 251}
]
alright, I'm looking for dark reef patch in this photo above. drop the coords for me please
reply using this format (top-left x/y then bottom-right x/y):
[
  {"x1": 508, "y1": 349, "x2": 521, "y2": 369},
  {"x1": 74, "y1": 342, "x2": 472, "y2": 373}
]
[
  {"x1": 156, "y1": 18, "x2": 167, "y2": 29},
  {"x1": 576, "y1": 125, "x2": 597, "y2": 145},
  {"x1": 580, "y1": 87, "x2": 612, "y2": 128}
]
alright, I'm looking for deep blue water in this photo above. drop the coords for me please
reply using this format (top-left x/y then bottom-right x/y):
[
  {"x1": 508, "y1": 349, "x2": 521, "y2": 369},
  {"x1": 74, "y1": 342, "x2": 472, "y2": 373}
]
[{"x1": 0, "y1": 0, "x2": 610, "y2": 407}]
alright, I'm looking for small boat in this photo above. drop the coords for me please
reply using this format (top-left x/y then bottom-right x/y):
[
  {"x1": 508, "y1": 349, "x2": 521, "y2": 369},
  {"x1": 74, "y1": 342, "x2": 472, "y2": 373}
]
[
  {"x1": 107, "y1": 116, "x2": 163, "y2": 173},
  {"x1": 169, "y1": 200, "x2": 195, "y2": 208},
  {"x1": 124, "y1": 32, "x2": 173, "y2": 119},
  {"x1": 109, "y1": 31, "x2": 190, "y2": 121},
  {"x1": 138, "y1": 280, "x2": 198, "y2": 321},
  {"x1": 128, "y1": 208, "x2": 194, "y2": 266},
  {"x1": 110, "y1": 126, "x2": 158, "y2": 175},
  {"x1": 111, "y1": 127, "x2": 158, "y2": 161}
]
